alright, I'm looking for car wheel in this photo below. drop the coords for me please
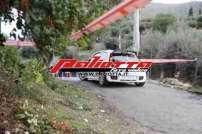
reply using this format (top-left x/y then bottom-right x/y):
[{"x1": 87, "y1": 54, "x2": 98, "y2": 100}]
[
  {"x1": 135, "y1": 82, "x2": 145, "y2": 87},
  {"x1": 78, "y1": 73, "x2": 87, "y2": 81},
  {"x1": 99, "y1": 73, "x2": 108, "y2": 86}
]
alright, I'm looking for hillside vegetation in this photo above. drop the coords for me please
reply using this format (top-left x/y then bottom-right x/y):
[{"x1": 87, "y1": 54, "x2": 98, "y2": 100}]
[{"x1": 142, "y1": 2, "x2": 202, "y2": 18}]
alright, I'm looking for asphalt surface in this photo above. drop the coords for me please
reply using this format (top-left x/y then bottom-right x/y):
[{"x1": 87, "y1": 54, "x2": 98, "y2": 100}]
[{"x1": 66, "y1": 78, "x2": 202, "y2": 134}]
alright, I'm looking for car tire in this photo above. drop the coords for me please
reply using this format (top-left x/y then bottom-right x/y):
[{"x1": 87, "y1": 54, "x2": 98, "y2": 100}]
[
  {"x1": 99, "y1": 72, "x2": 108, "y2": 86},
  {"x1": 135, "y1": 82, "x2": 145, "y2": 87},
  {"x1": 78, "y1": 73, "x2": 87, "y2": 81}
]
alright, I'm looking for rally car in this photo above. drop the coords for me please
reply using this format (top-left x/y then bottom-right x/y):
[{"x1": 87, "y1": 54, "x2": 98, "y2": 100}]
[{"x1": 79, "y1": 50, "x2": 148, "y2": 87}]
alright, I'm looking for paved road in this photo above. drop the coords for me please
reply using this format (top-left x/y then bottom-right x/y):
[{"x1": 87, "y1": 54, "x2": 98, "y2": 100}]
[{"x1": 67, "y1": 78, "x2": 202, "y2": 134}]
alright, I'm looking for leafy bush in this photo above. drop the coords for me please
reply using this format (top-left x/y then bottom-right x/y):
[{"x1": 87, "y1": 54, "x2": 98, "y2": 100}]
[
  {"x1": 196, "y1": 16, "x2": 202, "y2": 29},
  {"x1": 20, "y1": 59, "x2": 45, "y2": 87},
  {"x1": 44, "y1": 76, "x2": 60, "y2": 91},
  {"x1": 21, "y1": 47, "x2": 40, "y2": 59},
  {"x1": 0, "y1": 47, "x2": 21, "y2": 73},
  {"x1": 0, "y1": 47, "x2": 47, "y2": 102},
  {"x1": 188, "y1": 16, "x2": 202, "y2": 29},
  {"x1": 0, "y1": 34, "x2": 6, "y2": 44},
  {"x1": 152, "y1": 14, "x2": 176, "y2": 33},
  {"x1": 141, "y1": 23, "x2": 202, "y2": 81},
  {"x1": 15, "y1": 100, "x2": 58, "y2": 134}
]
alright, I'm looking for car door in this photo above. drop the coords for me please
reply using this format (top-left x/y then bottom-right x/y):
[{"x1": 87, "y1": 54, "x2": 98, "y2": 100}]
[
  {"x1": 87, "y1": 52, "x2": 101, "y2": 80},
  {"x1": 87, "y1": 51, "x2": 109, "y2": 80}
]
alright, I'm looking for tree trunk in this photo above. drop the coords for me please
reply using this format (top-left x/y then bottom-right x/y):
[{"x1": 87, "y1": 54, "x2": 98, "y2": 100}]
[{"x1": 194, "y1": 59, "x2": 199, "y2": 84}]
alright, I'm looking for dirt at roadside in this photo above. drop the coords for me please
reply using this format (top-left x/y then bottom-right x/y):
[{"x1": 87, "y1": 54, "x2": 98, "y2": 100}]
[
  {"x1": 160, "y1": 78, "x2": 192, "y2": 90},
  {"x1": 79, "y1": 93, "x2": 146, "y2": 134},
  {"x1": 0, "y1": 89, "x2": 25, "y2": 133}
]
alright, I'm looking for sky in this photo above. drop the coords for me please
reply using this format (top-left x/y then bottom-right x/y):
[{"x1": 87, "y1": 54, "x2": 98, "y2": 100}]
[
  {"x1": 1, "y1": 8, "x2": 18, "y2": 39},
  {"x1": 1, "y1": 0, "x2": 202, "y2": 38}
]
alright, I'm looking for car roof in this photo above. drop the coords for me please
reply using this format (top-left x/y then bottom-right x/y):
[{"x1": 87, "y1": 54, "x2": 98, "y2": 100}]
[
  {"x1": 98, "y1": 50, "x2": 137, "y2": 54},
  {"x1": 98, "y1": 50, "x2": 114, "y2": 53}
]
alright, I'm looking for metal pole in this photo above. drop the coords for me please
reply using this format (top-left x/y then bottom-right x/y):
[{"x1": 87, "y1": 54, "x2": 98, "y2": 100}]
[
  {"x1": 149, "y1": 47, "x2": 153, "y2": 78},
  {"x1": 118, "y1": 31, "x2": 122, "y2": 50},
  {"x1": 133, "y1": 9, "x2": 140, "y2": 55}
]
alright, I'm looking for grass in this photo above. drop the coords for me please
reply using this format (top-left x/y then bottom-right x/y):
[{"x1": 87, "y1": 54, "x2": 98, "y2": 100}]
[
  {"x1": 0, "y1": 68, "x2": 144, "y2": 134},
  {"x1": 189, "y1": 86, "x2": 202, "y2": 94},
  {"x1": 0, "y1": 68, "x2": 96, "y2": 133}
]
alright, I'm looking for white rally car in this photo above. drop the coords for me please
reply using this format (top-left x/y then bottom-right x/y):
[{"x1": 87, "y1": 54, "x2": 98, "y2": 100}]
[{"x1": 79, "y1": 50, "x2": 147, "y2": 87}]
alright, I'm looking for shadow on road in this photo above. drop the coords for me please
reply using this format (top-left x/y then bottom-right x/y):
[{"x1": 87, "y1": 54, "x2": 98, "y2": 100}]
[{"x1": 86, "y1": 80, "x2": 140, "y2": 88}]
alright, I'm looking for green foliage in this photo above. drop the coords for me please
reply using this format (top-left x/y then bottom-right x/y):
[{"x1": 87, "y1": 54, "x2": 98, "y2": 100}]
[
  {"x1": 99, "y1": 17, "x2": 133, "y2": 50},
  {"x1": 0, "y1": 34, "x2": 6, "y2": 45},
  {"x1": 188, "y1": 16, "x2": 202, "y2": 29},
  {"x1": 188, "y1": 6, "x2": 193, "y2": 17},
  {"x1": 188, "y1": 20, "x2": 197, "y2": 28},
  {"x1": 20, "y1": 59, "x2": 45, "y2": 87},
  {"x1": 143, "y1": 23, "x2": 202, "y2": 59},
  {"x1": 196, "y1": 16, "x2": 202, "y2": 29},
  {"x1": 15, "y1": 100, "x2": 57, "y2": 134},
  {"x1": 1, "y1": 0, "x2": 121, "y2": 64},
  {"x1": 141, "y1": 22, "x2": 202, "y2": 81},
  {"x1": 45, "y1": 77, "x2": 59, "y2": 91},
  {"x1": 21, "y1": 47, "x2": 39, "y2": 59},
  {"x1": 76, "y1": 37, "x2": 89, "y2": 50},
  {"x1": 141, "y1": 31, "x2": 164, "y2": 58},
  {"x1": 152, "y1": 14, "x2": 176, "y2": 33},
  {"x1": 48, "y1": 79, "x2": 92, "y2": 111},
  {"x1": 0, "y1": 47, "x2": 48, "y2": 102},
  {"x1": 0, "y1": 47, "x2": 21, "y2": 73},
  {"x1": 199, "y1": 9, "x2": 202, "y2": 15}
]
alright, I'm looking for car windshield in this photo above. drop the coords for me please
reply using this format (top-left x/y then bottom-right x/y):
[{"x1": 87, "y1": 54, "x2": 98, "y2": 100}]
[{"x1": 111, "y1": 52, "x2": 138, "y2": 61}]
